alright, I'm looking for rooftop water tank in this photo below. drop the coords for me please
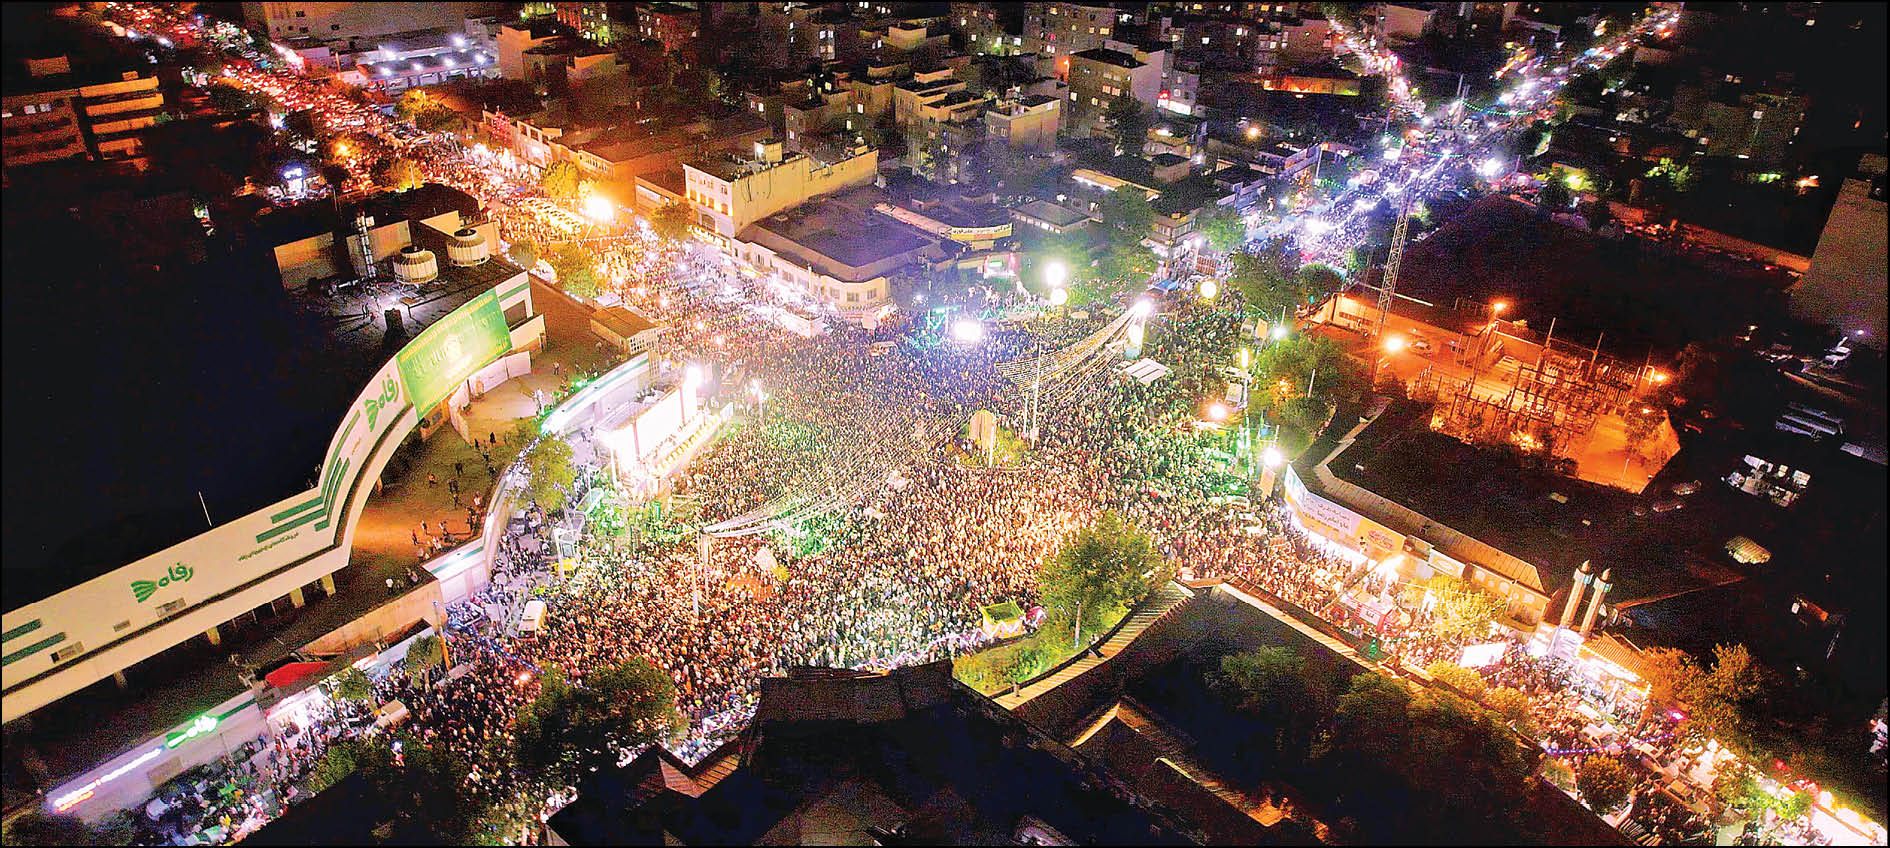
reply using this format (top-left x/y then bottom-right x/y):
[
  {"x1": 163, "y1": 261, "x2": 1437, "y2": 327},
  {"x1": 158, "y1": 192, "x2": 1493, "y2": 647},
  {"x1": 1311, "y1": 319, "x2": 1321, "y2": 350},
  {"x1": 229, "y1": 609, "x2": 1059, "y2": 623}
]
[
  {"x1": 391, "y1": 244, "x2": 438, "y2": 285},
  {"x1": 446, "y1": 227, "x2": 490, "y2": 266}
]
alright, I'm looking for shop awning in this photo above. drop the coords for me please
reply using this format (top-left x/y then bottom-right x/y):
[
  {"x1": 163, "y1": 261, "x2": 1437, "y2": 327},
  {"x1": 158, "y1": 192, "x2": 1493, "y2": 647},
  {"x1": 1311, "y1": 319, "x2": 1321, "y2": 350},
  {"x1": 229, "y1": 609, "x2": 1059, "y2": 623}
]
[{"x1": 264, "y1": 661, "x2": 332, "y2": 692}]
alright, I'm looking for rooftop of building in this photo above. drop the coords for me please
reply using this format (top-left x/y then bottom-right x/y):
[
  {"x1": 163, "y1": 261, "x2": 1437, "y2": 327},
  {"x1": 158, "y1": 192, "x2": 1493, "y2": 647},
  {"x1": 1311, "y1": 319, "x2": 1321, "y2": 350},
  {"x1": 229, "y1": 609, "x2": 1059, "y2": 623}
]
[
  {"x1": 1013, "y1": 199, "x2": 1095, "y2": 227},
  {"x1": 1, "y1": 183, "x2": 520, "y2": 608},
  {"x1": 1070, "y1": 47, "x2": 1145, "y2": 69},
  {"x1": 1395, "y1": 195, "x2": 1796, "y2": 359},
  {"x1": 359, "y1": 48, "x2": 491, "y2": 77},
  {"x1": 742, "y1": 198, "x2": 936, "y2": 281},
  {"x1": 547, "y1": 663, "x2": 1202, "y2": 846},
  {"x1": 1316, "y1": 400, "x2": 1796, "y2": 605}
]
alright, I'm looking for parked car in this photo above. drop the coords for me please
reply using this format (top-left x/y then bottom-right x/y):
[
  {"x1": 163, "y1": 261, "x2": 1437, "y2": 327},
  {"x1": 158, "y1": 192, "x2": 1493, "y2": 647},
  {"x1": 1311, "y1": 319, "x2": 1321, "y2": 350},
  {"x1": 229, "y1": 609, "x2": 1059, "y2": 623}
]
[
  {"x1": 1651, "y1": 498, "x2": 1685, "y2": 513},
  {"x1": 1671, "y1": 481, "x2": 1701, "y2": 496}
]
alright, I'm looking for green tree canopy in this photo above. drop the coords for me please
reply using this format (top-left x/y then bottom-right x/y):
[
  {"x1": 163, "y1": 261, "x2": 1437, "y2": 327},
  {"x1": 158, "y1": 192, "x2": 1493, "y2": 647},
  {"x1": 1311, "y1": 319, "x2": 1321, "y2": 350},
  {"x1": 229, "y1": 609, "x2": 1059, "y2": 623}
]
[
  {"x1": 1252, "y1": 335, "x2": 1365, "y2": 415},
  {"x1": 1226, "y1": 239, "x2": 1313, "y2": 319},
  {"x1": 1195, "y1": 205, "x2": 1246, "y2": 253},
  {"x1": 1103, "y1": 97, "x2": 1151, "y2": 154},
  {"x1": 1424, "y1": 660, "x2": 1489, "y2": 699},
  {"x1": 513, "y1": 659, "x2": 681, "y2": 787},
  {"x1": 542, "y1": 160, "x2": 583, "y2": 201},
  {"x1": 331, "y1": 667, "x2": 373, "y2": 703},
  {"x1": 1095, "y1": 244, "x2": 1157, "y2": 292},
  {"x1": 1576, "y1": 755, "x2": 1636, "y2": 813},
  {"x1": 1211, "y1": 647, "x2": 1332, "y2": 762},
  {"x1": 1038, "y1": 511, "x2": 1170, "y2": 645},
  {"x1": 1097, "y1": 188, "x2": 1155, "y2": 244},
  {"x1": 1538, "y1": 176, "x2": 1572, "y2": 211},
  {"x1": 549, "y1": 243, "x2": 602, "y2": 298},
  {"x1": 649, "y1": 201, "x2": 694, "y2": 244},
  {"x1": 385, "y1": 158, "x2": 423, "y2": 192},
  {"x1": 1423, "y1": 574, "x2": 1508, "y2": 642},
  {"x1": 522, "y1": 435, "x2": 579, "y2": 513},
  {"x1": 1484, "y1": 686, "x2": 1537, "y2": 736},
  {"x1": 355, "y1": 731, "x2": 491, "y2": 844},
  {"x1": 404, "y1": 633, "x2": 446, "y2": 677}
]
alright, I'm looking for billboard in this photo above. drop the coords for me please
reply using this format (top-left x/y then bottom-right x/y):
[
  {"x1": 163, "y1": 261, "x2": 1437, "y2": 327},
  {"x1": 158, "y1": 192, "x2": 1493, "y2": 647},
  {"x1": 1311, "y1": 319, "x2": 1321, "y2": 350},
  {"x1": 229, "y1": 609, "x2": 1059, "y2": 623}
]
[{"x1": 397, "y1": 288, "x2": 512, "y2": 414}]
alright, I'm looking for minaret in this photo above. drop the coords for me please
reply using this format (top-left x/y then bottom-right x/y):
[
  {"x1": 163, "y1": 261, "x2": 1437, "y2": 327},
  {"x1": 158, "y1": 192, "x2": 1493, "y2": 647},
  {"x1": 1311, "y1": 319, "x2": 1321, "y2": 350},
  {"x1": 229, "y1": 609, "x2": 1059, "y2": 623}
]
[
  {"x1": 1560, "y1": 562, "x2": 1592, "y2": 630},
  {"x1": 1579, "y1": 568, "x2": 1613, "y2": 639}
]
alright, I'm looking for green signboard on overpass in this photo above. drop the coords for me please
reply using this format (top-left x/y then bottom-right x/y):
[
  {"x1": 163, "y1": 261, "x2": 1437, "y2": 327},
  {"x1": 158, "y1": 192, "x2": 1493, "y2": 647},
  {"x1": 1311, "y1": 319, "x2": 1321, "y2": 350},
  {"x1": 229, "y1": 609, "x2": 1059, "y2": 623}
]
[{"x1": 397, "y1": 288, "x2": 510, "y2": 414}]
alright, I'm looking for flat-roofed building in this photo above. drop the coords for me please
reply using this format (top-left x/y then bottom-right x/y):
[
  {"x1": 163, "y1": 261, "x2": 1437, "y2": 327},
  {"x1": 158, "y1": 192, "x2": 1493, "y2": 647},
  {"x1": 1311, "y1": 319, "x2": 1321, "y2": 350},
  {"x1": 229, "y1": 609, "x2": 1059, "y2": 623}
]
[
  {"x1": 681, "y1": 141, "x2": 879, "y2": 248},
  {"x1": 732, "y1": 196, "x2": 944, "y2": 318},
  {"x1": 3, "y1": 58, "x2": 165, "y2": 169}
]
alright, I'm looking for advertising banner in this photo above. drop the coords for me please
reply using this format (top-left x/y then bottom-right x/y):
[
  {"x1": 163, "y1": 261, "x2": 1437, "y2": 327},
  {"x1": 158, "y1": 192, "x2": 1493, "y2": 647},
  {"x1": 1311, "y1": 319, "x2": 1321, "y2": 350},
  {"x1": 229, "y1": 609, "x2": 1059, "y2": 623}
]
[{"x1": 397, "y1": 289, "x2": 511, "y2": 414}]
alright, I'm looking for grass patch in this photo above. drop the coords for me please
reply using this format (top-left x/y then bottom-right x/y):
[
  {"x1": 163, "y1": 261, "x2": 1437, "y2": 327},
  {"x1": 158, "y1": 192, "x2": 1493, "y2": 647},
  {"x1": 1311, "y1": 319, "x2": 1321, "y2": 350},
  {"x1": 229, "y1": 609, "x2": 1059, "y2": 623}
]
[{"x1": 954, "y1": 606, "x2": 1129, "y2": 695}]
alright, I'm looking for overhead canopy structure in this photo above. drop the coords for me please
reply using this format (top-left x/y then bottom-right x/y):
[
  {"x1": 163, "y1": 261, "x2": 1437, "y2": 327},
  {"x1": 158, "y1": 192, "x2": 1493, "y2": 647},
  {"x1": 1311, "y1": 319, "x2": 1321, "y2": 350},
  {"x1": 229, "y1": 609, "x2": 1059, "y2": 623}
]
[{"x1": 1117, "y1": 358, "x2": 1171, "y2": 385}]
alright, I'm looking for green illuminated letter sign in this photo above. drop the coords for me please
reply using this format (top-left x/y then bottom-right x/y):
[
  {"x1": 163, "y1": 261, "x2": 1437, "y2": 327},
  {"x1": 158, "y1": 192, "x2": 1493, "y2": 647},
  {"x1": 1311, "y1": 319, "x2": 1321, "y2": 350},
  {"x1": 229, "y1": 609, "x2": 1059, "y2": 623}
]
[{"x1": 396, "y1": 288, "x2": 512, "y2": 414}]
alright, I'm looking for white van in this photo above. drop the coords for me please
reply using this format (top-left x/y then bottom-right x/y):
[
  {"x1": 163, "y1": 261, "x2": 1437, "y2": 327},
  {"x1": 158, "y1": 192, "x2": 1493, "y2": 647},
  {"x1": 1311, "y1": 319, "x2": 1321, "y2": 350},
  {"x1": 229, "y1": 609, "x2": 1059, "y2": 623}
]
[{"x1": 518, "y1": 599, "x2": 547, "y2": 636}]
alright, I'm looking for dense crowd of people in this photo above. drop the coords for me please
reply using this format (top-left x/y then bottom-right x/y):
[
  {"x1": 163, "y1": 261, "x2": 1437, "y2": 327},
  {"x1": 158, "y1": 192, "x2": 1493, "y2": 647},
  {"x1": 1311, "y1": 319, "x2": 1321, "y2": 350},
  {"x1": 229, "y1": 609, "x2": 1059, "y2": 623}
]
[{"x1": 79, "y1": 7, "x2": 1852, "y2": 845}]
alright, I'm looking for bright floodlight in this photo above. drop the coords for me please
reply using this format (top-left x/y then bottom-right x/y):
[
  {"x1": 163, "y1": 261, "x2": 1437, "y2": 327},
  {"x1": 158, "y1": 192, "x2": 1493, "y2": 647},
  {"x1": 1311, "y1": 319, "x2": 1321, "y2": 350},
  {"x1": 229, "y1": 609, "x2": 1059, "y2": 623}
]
[
  {"x1": 1199, "y1": 279, "x2": 1219, "y2": 300},
  {"x1": 1044, "y1": 260, "x2": 1068, "y2": 289},
  {"x1": 1383, "y1": 335, "x2": 1407, "y2": 354},
  {"x1": 1048, "y1": 287, "x2": 1069, "y2": 307},
  {"x1": 951, "y1": 318, "x2": 985, "y2": 344},
  {"x1": 1271, "y1": 324, "x2": 1289, "y2": 340},
  {"x1": 1130, "y1": 299, "x2": 1153, "y2": 318},
  {"x1": 583, "y1": 193, "x2": 614, "y2": 222},
  {"x1": 1353, "y1": 198, "x2": 1375, "y2": 213},
  {"x1": 1492, "y1": 300, "x2": 1508, "y2": 314},
  {"x1": 1206, "y1": 402, "x2": 1230, "y2": 422},
  {"x1": 684, "y1": 366, "x2": 704, "y2": 388},
  {"x1": 1478, "y1": 157, "x2": 1503, "y2": 178},
  {"x1": 1304, "y1": 219, "x2": 1333, "y2": 235},
  {"x1": 451, "y1": 34, "x2": 466, "y2": 48},
  {"x1": 1262, "y1": 446, "x2": 1285, "y2": 469}
]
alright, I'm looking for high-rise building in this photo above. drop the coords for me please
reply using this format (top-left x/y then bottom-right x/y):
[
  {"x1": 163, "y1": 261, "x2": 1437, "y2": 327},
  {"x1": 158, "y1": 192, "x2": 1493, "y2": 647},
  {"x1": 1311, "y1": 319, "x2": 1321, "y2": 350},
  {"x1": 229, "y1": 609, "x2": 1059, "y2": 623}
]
[
  {"x1": 1792, "y1": 157, "x2": 1888, "y2": 344},
  {"x1": 1023, "y1": 2, "x2": 1118, "y2": 77},
  {"x1": 1066, "y1": 46, "x2": 1161, "y2": 138}
]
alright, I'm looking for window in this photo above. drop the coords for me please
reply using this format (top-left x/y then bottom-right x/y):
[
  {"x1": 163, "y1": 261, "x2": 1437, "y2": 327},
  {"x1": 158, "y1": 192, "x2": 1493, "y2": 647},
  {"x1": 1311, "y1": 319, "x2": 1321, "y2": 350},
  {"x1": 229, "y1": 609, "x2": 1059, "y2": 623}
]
[
  {"x1": 847, "y1": 292, "x2": 859, "y2": 302},
  {"x1": 295, "y1": 9, "x2": 306, "y2": 16}
]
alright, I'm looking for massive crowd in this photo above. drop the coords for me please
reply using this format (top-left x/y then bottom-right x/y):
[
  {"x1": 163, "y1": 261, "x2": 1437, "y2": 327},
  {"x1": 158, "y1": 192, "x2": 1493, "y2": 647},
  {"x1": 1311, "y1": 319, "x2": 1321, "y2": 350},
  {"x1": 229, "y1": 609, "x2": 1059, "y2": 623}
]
[{"x1": 81, "y1": 6, "x2": 1851, "y2": 847}]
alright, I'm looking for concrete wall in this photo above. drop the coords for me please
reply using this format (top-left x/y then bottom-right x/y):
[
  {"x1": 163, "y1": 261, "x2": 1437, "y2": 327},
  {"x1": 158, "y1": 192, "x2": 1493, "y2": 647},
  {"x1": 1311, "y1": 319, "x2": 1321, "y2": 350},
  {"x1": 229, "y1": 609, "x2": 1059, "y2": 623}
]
[{"x1": 300, "y1": 580, "x2": 444, "y2": 657}]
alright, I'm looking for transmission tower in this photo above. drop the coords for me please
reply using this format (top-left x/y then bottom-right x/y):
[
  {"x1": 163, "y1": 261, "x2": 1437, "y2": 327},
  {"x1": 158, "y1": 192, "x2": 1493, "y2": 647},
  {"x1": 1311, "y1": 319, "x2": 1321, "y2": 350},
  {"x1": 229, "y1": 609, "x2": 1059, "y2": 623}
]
[{"x1": 1375, "y1": 186, "x2": 1414, "y2": 340}]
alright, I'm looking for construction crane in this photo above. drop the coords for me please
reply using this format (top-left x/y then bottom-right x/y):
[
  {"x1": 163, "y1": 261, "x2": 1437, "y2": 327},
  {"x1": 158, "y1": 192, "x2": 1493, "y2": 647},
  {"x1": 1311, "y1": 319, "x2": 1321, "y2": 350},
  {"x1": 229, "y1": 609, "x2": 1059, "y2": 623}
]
[{"x1": 1374, "y1": 181, "x2": 1415, "y2": 340}]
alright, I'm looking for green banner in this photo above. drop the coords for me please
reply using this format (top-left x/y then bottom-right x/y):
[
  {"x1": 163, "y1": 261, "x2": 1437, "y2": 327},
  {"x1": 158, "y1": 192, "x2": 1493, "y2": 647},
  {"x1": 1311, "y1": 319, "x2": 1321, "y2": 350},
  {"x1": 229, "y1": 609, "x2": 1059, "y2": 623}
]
[{"x1": 397, "y1": 288, "x2": 511, "y2": 413}]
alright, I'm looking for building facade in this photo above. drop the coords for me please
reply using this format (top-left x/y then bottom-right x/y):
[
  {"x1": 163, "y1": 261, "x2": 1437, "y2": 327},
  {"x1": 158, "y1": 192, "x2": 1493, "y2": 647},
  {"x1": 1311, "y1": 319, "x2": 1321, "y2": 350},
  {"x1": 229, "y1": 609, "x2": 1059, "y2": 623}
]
[
  {"x1": 681, "y1": 142, "x2": 879, "y2": 246},
  {"x1": 2, "y1": 60, "x2": 164, "y2": 169}
]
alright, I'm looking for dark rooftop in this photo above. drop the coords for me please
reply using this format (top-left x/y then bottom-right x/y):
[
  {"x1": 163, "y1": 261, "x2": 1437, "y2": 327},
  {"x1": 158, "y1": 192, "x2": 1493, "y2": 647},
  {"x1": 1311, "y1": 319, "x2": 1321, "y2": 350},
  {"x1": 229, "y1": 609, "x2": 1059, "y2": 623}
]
[
  {"x1": 744, "y1": 200, "x2": 934, "y2": 279},
  {"x1": 548, "y1": 663, "x2": 1203, "y2": 846},
  {"x1": 1324, "y1": 402, "x2": 1771, "y2": 605},
  {"x1": 1072, "y1": 47, "x2": 1144, "y2": 69}
]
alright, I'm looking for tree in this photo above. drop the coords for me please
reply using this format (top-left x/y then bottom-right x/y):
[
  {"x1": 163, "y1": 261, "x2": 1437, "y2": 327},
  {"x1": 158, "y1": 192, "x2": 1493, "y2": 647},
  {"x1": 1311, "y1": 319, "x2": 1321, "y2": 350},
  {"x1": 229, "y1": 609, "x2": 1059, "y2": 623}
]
[
  {"x1": 355, "y1": 731, "x2": 489, "y2": 844},
  {"x1": 1095, "y1": 244, "x2": 1157, "y2": 290},
  {"x1": 1321, "y1": 672, "x2": 1412, "y2": 773},
  {"x1": 1576, "y1": 756, "x2": 1636, "y2": 813},
  {"x1": 514, "y1": 659, "x2": 681, "y2": 787},
  {"x1": 385, "y1": 158, "x2": 423, "y2": 192},
  {"x1": 1212, "y1": 647, "x2": 1331, "y2": 762},
  {"x1": 649, "y1": 201, "x2": 694, "y2": 244},
  {"x1": 1103, "y1": 97, "x2": 1151, "y2": 154},
  {"x1": 1294, "y1": 263, "x2": 1344, "y2": 300},
  {"x1": 549, "y1": 243, "x2": 602, "y2": 298},
  {"x1": 1253, "y1": 335, "x2": 1365, "y2": 413},
  {"x1": 1195, "y1": 205, "x2": 1246, "y2": 253},
  {"x1": 522, "y1": 435, "x2": 578, "y2": 512},
  {"x1": 1422, "y1": 574, "x2": 1508, "y2": 641},
  {"x1": 305, "y1": 737, "x2": 363, "y2": 795},
  {"x1": 542, "y1": 160, "x2": 583, "y2": 201},
  {"x1": 509, "y1": 239, "x2": 539, "y2": 271},
  {"x1": 1226, "y1": 239, "x2": 1313, "y2": 319},
  {"x1": 1424, "y1": 660, "x2": 1489, "y2": 699},
  {"x1": 1038, "y1": 511, "x2": 1169, "y2": 646},
  {"x1": 404, "y1": 633, "x2": 445, "y2": 677},
  {"x1": 1485, "y1": 686, "x2": 1536, "y2": 736},
  {"x1": 1538, "y1": 176, "x2": 1572, "y2": 212},
  {"x1": 331, "y1": 667, "x2": 374, "y2": 703},
  {"x1": 1096, "y1": 188, "x2": 1155, "y2": 244},
  {"x1": 3, "y1": 811, "x2": 95, "y2": 846}
]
